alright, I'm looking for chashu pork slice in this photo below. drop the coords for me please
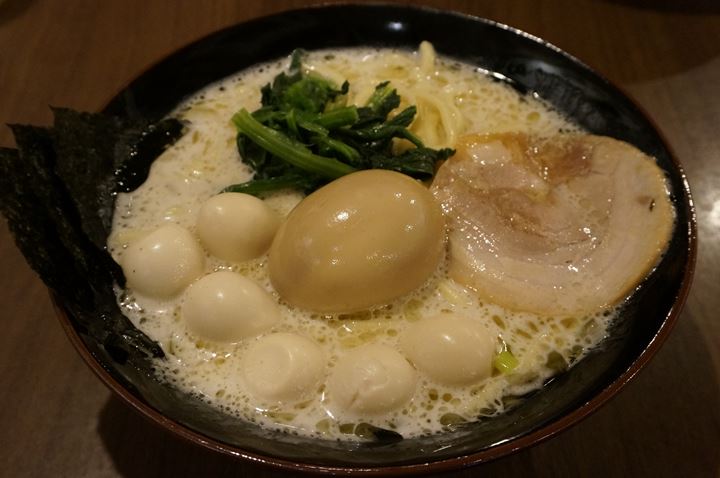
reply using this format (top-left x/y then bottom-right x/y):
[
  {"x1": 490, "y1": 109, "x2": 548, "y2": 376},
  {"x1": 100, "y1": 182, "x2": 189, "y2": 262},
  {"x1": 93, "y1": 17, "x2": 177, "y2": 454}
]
[{"x1": 431, "y1": 133, "x2": 674, "y2": 317}]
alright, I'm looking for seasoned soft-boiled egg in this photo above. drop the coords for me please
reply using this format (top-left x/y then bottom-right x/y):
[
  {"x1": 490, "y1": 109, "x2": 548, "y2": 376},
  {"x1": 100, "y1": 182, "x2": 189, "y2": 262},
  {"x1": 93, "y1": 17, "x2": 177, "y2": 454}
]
[
  {"x1": 326, "y1": 344, "x2": 417, "y2": 414},
  {"x1": 242, "y1": 333, "x2": 325, "y2": 404},
  {"x1": 196, "y1": 192, "x2": 280, "y2": 262},
  {"x1": 182, "y1": 271, "x2": 280, "y2": 342},
  {"x1": 268, "y1": 169, "x2": 444, "y2": 314},
  {"x1": 121, "y1": 224, "x2": 205, "y2": 298},
  {"x1": 401, "y1": 313, "x2": 495, "y2": 386}
]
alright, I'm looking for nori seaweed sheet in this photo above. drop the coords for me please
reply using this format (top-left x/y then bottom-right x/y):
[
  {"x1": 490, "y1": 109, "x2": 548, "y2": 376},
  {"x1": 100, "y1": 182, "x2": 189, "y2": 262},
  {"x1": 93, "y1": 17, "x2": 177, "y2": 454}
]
[{"x1": 0, "y1": 108, "x2": 183, "y2": 364}]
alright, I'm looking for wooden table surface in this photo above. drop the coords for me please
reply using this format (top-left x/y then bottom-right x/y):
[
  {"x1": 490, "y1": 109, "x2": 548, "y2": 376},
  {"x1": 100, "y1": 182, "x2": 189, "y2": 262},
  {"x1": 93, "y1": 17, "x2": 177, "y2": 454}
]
[{"x1": 1, "y1": 0, "x2": 718, "y2": 476}]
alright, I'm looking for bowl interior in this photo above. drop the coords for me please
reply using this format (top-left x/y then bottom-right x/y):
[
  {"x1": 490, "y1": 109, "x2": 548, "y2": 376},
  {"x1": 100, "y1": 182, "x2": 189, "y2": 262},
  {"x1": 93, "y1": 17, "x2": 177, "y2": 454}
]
[{"x1": 52, "y1": 3, "x2": 694, "y2": 473}]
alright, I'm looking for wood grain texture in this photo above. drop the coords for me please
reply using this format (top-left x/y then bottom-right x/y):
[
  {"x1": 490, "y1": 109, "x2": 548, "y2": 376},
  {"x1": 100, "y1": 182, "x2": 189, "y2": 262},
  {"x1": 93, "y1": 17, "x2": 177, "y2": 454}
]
[{"x1": 1, "y1": 0, "x2": 718, "y2": 476}]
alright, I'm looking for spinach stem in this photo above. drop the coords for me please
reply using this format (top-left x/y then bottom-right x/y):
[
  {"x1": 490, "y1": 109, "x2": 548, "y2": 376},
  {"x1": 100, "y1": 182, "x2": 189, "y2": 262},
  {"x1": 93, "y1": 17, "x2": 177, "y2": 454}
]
[{"x1": 232, "y1": 109, "x2": 356, "y2": 179}]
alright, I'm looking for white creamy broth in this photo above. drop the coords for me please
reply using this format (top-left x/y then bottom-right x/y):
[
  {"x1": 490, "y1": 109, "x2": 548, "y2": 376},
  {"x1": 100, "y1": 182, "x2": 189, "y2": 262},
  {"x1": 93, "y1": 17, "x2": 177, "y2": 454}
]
[{"x1": 108, "y1": 46, "x2": 612, "y2": 440}]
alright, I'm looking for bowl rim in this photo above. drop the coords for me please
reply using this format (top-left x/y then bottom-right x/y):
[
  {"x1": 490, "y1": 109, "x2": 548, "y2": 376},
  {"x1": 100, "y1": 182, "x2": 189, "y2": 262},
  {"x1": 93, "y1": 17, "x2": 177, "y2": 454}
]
[{"x1": 52, "y1": 2, "x2": 698, "y2": 475}]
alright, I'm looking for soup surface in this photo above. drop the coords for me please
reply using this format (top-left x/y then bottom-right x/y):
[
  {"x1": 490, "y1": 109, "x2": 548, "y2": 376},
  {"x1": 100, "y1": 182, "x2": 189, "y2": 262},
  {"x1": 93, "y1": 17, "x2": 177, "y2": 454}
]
[{"x1": 108, "y1": 46, "x2": 628, "y2": 440}]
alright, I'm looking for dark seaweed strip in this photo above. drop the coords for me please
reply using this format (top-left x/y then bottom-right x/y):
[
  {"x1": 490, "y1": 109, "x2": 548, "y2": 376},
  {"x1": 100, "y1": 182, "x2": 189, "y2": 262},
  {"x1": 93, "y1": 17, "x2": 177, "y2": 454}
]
[
  {"x1": 0, "y1": 111, "x2": 168, "y2": 363},
  {"x1": 8, "y1": 125, "x2": 162, "y2": 360},
  {"x1": 51, "y1": 108, "x2": 184, "y2": 249},
  {"x1": 0, "y1": 146, "x2": 77, "y2": 296},
  {"x1": 114, "y1": 116, "x2": 185, "y2": 193},
  {"x1": 51, "y1": 108, "x2": 133, "y2": 251},
  {"x1": 15, "y1": 124, "x2": 112, "y2": 302},
  {"x1": 50, "y1": 108, "x2": 183, "y2": 362},
  {"x1": 3, "y1": 125, "x2": 95, "y2": 309}
]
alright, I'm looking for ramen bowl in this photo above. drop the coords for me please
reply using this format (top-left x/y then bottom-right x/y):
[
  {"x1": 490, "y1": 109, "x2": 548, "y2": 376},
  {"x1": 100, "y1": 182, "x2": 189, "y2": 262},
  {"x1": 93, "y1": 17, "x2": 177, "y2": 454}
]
[{"x1": 36, "y1": 3, "x2": 695, "y2": 474}]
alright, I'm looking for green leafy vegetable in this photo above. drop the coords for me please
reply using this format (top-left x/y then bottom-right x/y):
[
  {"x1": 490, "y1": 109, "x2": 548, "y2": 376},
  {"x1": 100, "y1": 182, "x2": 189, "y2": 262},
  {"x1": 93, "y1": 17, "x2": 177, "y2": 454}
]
[
  {"x1": 231, "y1": 109, "x2": 356, "y2": 179},
  {"x1": 226, "y1": 50, "x2": 455, "y2": 195},
  {"x1": 493, "y1": 350, "x2": 519, "y2": 374}
]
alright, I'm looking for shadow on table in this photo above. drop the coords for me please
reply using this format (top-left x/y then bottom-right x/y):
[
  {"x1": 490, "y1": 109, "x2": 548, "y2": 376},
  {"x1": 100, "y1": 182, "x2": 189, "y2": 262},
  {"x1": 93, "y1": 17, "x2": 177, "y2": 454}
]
[
  {"x1": 96, "y1": 308, "x2": 720, "y2": 478},
  {"x1": 97, "y1": 397, "x2": 282, "y2": 477},
  {"x1": 0, "y1": 0, "x2": 34, "y2": 25},
  {"x1": 603, "y1": 0, "x2": 720, "y2": 14}
]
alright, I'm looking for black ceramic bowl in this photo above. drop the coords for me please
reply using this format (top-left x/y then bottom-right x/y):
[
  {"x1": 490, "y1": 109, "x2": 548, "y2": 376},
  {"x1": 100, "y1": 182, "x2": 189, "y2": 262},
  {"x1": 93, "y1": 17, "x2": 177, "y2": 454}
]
[{"x1": 51, "y1": 3, "x2": 695, "y2": 475}]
